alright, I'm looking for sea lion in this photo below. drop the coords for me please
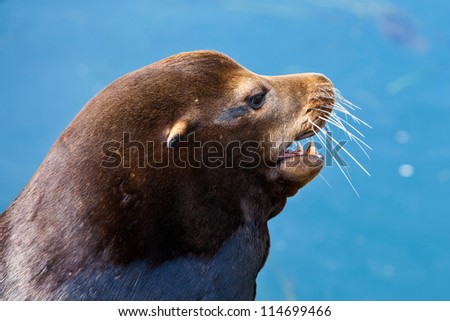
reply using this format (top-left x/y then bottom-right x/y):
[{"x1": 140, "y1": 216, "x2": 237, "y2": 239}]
[{"x1": 0, "y1": 50, "x2": 335, "y2": 300}]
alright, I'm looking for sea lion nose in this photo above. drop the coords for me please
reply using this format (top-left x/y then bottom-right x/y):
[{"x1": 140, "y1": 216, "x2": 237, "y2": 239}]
[{"x1": 302, "y1": 73, "x2": 336, "y2": 104}]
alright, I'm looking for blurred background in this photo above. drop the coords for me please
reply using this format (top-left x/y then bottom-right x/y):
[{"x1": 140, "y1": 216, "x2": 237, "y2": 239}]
[{"x1": 1, "y1": 0, "x2": 449, "y2": 300}]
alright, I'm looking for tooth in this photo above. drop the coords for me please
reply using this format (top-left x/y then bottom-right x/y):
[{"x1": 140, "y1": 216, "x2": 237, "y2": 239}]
[
  {"x1": 305, "y1": 141, "x2": 316, "y2": 155},
  {"x1": 295, "y1": 141, "x2": 303, "y2": 153}
]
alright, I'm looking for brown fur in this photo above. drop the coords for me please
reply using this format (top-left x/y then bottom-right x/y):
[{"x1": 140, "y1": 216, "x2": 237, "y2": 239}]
[{"x1": 0, "y1": 50, "x2": 334, "y2": 300}]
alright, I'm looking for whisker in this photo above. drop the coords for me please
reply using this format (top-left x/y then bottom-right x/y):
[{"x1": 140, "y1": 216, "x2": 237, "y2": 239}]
[
  {"x1": 319, "y1": 173, "x2": 333, "y2": 188},
  {"x1": 319, "y1": 112, "x2": 372, "y2": 161},
  {"x1": 311, "y1": 121, "x2": 371, "y2": 177},
  {"x1": 333, "y1": 102, "x2": 372, "y2": 128},
  {"x1": 315, "y1": 103, "x2": 349, "y2": 114},
  {"x1": 336, "y1": 91, "x2": 361, "y2": 111},
  {"x1": 320, "y1": 116, "x2": 372, "y2": 159},
  {"x1": 314, "y1": 103, "x2": 365, "y2": 126},
  {"x1": 318, "y1": 110, "x2": 362, "y2": 137},
  {"x1": 310, "y1": 88, "x2": 370, "y2": 196},
  {"x1": 314, "y1": 96, "x2": 370, "y2": 128},
  {"x1": 313, "y1": 108, "x2": 370, "y2": 150},
  {"x1": 328, "y1": 112, "x2": 367, "y2": 138},
  {"x1": 313, "y1": 125, "x2": 360, "y2": 197}
]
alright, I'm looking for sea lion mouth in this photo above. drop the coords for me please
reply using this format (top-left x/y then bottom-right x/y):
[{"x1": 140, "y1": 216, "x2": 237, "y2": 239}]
[
  {"x1": 270, "y1": 126, "x2": 326, "y2": 195},
  {"x1": 278, "y1": 131, "x2": 324, "y2": 162},
  {"x1": 277, "y1": 139, "x2": 323, "y2": 162},
  {"x1": 277, "y1": 126, "x2": 326, "y2": 162}
]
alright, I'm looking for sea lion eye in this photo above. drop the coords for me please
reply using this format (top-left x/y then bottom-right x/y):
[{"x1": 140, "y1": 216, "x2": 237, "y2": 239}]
[{"x1": 247, "y1": 93, "x2": 266, "y2": 109}]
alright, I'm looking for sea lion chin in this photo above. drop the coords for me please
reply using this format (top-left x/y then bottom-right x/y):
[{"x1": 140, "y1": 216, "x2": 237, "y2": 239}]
[{"x1": 0, "y1": 50, "x2": 335, "y2": 300}]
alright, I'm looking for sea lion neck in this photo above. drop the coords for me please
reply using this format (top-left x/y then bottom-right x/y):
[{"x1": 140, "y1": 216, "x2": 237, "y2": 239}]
[{"x1": 89, "y1": 166, "x2": 279, "y2": 266}]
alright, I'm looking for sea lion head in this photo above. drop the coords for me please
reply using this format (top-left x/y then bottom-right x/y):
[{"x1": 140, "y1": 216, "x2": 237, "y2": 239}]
[{"x1": 155, "y1": 51, "x2": 335, "y2": 197}]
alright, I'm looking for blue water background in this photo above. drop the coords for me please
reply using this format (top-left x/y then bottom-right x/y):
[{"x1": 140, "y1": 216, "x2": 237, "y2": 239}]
[{"x1": 1, "y1": 0, "x2": 449, "y2": 300}]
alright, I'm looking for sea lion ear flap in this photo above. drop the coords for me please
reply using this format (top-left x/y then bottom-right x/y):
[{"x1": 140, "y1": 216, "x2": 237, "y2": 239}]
[{"x1": 166, "y1": 120, "x2": 190, "y2": 148}]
